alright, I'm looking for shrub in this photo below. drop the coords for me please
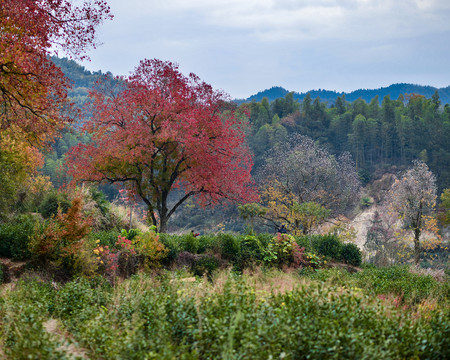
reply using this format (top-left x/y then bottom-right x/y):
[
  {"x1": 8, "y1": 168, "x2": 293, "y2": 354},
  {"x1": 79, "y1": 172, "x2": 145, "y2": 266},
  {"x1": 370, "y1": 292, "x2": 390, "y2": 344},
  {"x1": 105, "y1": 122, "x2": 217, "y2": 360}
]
[
  {"x1": 192, "y1": 254, "x2": 220, "y2": 281},
  {"x1": 159, "y1": 234, "x2": 183, "y2": 265},
  {"x1": 88, "y1": 229, "x2": 121, "y2": 248},
  {"x1": 263, "y1": 233, "x2": 296, "y2": 268},
  {"x1": 0, "y1": 214, "x2": 36, "y2": 260},
  {"x1": 316, "y1": 234, "x2": 343, "y2": 260},
  {"x1": 198, "y1": 234, "x2": 221, "y2": 254},
  {"x1": 121, "y1": 228, "x2": 142, "y2": 241},
  {"x1": 38, "y1": 190, "x2": 71, "y2": 219},
  {"x1": 219, "y1": 233, "x2": 240, "y2": 261},
  {"x1": 296, "y1": 234, "x2": 323, "y2": 253},
  {"x1": 236, "y1": 235, "x2": 263, "y2": 271},
  {"x1": 29, "y1": 197, "x2": 92, "y2": 276},
  {"x1": 134, "y1": 230, "x2": 168, "y2": 269},
  {"x1": 342, "y1": 243, "x2": 362, "y2": 266},
  {"x1": 354, "y1": 266, "x2": 444, "y2": 304},
  {"x1": 180, "y1": 233, "x2": 200, "y2": 254}
]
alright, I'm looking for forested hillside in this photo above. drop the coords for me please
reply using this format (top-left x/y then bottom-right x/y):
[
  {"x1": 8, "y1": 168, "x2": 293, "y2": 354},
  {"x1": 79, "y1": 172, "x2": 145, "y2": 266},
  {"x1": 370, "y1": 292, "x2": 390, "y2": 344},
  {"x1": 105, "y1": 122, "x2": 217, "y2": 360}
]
[
  {"x1": 240, "y1": 83, "x2": 450, "y2": 105},
  {"x1": 245, "y1": 91, "x2": 450, "y2": 191}
]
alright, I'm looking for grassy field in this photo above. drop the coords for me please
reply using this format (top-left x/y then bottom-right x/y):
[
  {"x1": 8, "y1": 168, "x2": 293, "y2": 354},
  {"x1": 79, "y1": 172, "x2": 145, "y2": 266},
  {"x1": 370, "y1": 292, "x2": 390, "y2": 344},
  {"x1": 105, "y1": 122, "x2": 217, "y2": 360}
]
[{"x1": 0, "y1": 266, "x2": 448, "y2": 359}]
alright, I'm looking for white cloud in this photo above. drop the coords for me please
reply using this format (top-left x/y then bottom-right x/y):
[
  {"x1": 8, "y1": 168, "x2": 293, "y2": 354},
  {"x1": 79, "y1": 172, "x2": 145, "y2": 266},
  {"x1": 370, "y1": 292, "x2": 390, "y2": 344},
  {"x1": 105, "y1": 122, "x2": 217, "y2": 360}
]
[{"x1": 81, "y1": 0, "x2": 450, "y2": 98}]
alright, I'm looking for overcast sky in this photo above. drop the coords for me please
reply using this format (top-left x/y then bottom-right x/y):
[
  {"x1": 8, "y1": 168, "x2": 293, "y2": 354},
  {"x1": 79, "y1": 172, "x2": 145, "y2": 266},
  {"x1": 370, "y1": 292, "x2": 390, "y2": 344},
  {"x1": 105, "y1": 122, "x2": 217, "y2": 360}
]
[{"x1": 80, "y1": 0, "x2": 450, "y2": 99}]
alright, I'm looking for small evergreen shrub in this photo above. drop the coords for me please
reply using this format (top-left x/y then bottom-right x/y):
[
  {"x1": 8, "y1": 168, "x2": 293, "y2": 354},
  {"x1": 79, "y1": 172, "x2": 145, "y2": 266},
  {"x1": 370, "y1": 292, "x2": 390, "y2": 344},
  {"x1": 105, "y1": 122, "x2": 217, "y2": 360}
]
[
  {"x1": 180, "y1": 233, "x2": 200, "y2": 254},
  {"x1": 237, "y1": 235, "x2": 263, "y2": 270},
  {"x1": 219, "y1": 233, "x2": 240, "y2": 261},
  {"x1": 38, "y1": 190, "x2": 71, "y2": 219},
  {"x1": 342, "y1": 243, "x2": 362, "y2": 266},
  {"x1": 159, "y1": 234, "x2": 183, "y2": 265},
  {"x1": 316, "y1": 234, "x2": 343, "y2": 260},
  {"x1": 0, "y1": 214, "x2": 36, "y2": 260},
  {"x1": 198, "y1": 234, "x2": 220, "y2": 254}
]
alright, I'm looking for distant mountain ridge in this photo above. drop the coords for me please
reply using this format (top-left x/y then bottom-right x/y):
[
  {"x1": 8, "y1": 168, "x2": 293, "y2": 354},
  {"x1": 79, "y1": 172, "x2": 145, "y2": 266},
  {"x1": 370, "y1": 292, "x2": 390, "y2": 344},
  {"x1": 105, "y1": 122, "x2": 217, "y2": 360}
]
[{"x1": 238, "y1": 84, "x2": 450, "y2": 105}]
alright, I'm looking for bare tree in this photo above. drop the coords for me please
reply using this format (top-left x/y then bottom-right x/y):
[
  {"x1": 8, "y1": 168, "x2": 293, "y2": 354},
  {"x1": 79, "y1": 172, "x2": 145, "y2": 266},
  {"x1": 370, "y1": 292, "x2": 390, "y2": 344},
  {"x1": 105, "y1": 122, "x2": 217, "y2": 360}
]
[
  {"x1": 365, "y1": 210, "x2": 398, "y2": 266},
  {"x1": 259, "y1": 135, "x2": 361, "y2": 232},
  {"x1": 387, "y1": 160, "x2": 438, "y2": 266}
]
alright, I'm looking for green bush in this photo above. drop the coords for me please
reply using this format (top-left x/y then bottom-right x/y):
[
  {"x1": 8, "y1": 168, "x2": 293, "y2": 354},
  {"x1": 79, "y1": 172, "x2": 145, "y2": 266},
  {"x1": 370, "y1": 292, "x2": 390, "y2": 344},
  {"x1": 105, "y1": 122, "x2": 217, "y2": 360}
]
[
  {"x1": 180, "y1": 233, "x2": 200, "y2": 254},
  {"x1": 0, "y1": 214, "x2": 36, "y2": 260},
  {"x1": 219, "y1": 233, "x2": 240, "y2": 261},
  {"x1": 316, "y1": 234, "x2": 343, "y2": 260},
  {"x1": 38, "y1": 190, "x2": 71, "y2": 219},
  {"x1": 159, "y1": 233, "x2": 183, "y2": 265},
  {"x1": 296, "y1": 234, "x2": 324, "y2": 253},
  {"x1": 197, "y1": 234, "x2": 221, "y2": 254},
  {"x1": 236, "y1": 235, "x2": 263, "y2": 270},
  {"x1": 192, "y1": 254, "x2": 220, "y2": 281},
  {"x1": 88, "y1": 229, "x2": 121, "y2": 248},
  {"x1": 1, "y1": 274, "x2": 449, "y2": 359},
  {"x1": 342, "y1": 243, "x2": 362, "y2": 266},
  {"x1": 263, "y1": 234, "x2": 296, "y2": 268},
  {"x1": 354, "y1": 266, "x2": 444, "y2": 304}
]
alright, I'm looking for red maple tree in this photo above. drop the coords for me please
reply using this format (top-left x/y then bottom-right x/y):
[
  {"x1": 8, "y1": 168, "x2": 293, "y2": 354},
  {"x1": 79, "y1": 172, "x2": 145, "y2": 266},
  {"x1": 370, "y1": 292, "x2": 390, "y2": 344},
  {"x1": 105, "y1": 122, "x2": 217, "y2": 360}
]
[
  {"x1": 0, "y1": 0, "x2": 112, "y2": 144},
  {"x1": 66, "y1": 59, "x2": 256, "y2": 232}
]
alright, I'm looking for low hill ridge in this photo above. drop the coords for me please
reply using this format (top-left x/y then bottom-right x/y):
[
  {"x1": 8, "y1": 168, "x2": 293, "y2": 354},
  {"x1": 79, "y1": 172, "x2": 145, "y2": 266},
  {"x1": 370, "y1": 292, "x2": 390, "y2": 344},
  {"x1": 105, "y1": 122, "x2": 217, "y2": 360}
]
[{"x1": 238, "y1": 83, "x2": 450, "y2": 105}]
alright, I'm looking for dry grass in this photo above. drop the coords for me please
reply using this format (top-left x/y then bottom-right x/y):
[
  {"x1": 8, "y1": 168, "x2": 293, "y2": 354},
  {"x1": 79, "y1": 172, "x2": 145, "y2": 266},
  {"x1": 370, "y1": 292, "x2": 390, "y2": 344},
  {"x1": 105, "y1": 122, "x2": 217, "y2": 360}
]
[{"x1": 409, "y1": 266, "x2": 446, "y2": 282}]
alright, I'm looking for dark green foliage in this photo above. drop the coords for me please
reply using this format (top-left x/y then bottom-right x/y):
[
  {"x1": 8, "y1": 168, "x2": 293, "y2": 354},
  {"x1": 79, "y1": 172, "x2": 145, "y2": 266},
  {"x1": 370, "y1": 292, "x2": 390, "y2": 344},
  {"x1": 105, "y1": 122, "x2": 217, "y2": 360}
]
[
  {"x1": 341, "y1": 243, "x2": 362, "y2": 266},
  {"x1": 120, "y1": 228, "x2": 141, "y2": 241},
  {"x1": 159, "y1": 233, "x2": 183, "y2": 265},
  {"x1": 316, "y1": 234, "x2": 343, "y2": 259},
  {"x1": 237, "y1": 235, "x2": 263, "y2": 270},
  {"x1": 0, "y1": 214, "x2": 36, "y2": 259},
  {"x1": 0, "y1": 262, "x2": 3, "y2": 284},
  {"x1": 38, "y1": 191, "x2": 71, "y2": 219},
  {"x1": 179, "y1": 233, "x2": 200, "y2": 254},
  {"x1": 88, "y1": 229, "x2": 121, "y2": 248},
  {"x1": 219, "y1": 233, "x2": 240, "y2": 261},
  {"x1": 191, "y1": 255, "x2": 220, "y2": 281},
  {"x1": 53, "y1": 277, "x2": 112, "y2": 324}
]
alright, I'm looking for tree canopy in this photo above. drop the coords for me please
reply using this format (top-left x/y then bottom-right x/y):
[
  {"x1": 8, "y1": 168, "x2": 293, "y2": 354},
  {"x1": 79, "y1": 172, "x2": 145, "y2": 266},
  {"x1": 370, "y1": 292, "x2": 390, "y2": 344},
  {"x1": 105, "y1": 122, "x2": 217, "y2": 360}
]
[
  {"x1": 0, "y1": 0, "x2": 112, "y2": 144},
  {"x1": 67, "y1": 59, "x2": 256, "y2": 232}
]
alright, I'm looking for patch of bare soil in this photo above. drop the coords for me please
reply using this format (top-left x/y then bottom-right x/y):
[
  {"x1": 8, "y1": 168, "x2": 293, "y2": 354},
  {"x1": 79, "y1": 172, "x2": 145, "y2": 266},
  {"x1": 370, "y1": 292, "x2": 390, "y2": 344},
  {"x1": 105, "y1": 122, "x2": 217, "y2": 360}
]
[
  {"x1": 0, "y1": 258, "x2": 28, "y2": 283},
  {"x1": 43, "y1": 318, "x2": 88, "y2": 359}
]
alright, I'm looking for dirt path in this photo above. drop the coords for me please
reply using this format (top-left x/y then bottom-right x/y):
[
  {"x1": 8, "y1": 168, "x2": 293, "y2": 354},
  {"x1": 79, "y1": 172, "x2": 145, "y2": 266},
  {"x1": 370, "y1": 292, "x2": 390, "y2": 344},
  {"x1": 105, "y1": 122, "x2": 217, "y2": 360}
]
[
  {"x1": 43, "y1": 318, "x2": 88, "y2": 359},
  {"x1": 349, "y1": 205, "x2": 377, "y2": 250}
]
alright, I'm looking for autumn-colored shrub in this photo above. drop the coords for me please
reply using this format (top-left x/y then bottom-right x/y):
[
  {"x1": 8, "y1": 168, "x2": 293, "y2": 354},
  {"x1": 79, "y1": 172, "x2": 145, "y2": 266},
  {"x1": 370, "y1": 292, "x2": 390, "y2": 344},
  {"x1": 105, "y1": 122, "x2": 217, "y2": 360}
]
[
  {"x1": 29, "y1": 196, "x2": 92, "y2": 275},
  {"x1": 134, "y1": 230, "x2": 168, "y2": 269}
]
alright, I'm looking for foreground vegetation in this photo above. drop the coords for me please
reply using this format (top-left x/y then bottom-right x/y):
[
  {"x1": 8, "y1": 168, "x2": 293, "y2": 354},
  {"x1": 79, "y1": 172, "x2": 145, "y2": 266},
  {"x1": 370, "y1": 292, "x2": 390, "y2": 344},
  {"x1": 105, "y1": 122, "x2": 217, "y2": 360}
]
[{"x1": 0, "y1": 267, "x2": 448, "y2": 359}]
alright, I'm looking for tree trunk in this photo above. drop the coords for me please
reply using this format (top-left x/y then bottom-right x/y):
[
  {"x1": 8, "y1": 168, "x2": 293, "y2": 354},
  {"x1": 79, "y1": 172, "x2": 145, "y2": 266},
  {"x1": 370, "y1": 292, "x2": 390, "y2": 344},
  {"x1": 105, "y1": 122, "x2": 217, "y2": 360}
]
[
  {"x1": 159, "y1": 216, "x2": 168, "y2": 233},
  {"x1": 414, "y1": 228, "x2": 421, "y2": 266}
]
